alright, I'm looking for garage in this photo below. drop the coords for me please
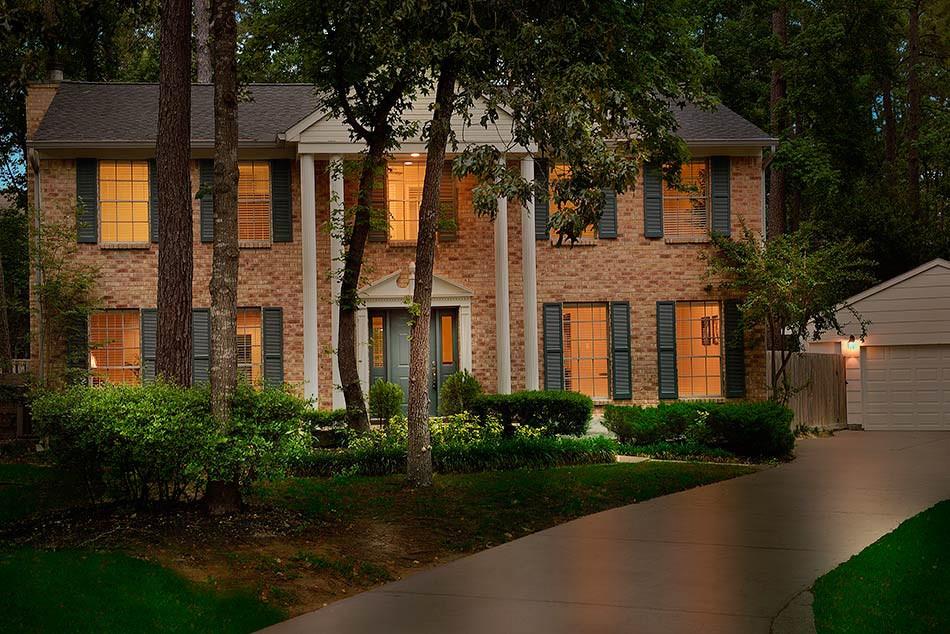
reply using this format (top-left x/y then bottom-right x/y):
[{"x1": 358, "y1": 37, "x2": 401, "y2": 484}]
[{"x1": 807, "y1": 259, "x2": 950, "y2": 431}]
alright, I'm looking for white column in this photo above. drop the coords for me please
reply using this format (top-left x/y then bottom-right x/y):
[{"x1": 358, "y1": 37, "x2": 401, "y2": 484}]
[
  {"x1": 520, "y1": 157, "x2": 539, "y2": 390},
  {"x1": 329, "y1": 156, "x2": 345, "y2": 408},
  {"x1": 299, "y1": 153, "x2": 319, "y2": 403},
  {"x1": 494, "y1": 156, "x2": 512, "y2": 394}
]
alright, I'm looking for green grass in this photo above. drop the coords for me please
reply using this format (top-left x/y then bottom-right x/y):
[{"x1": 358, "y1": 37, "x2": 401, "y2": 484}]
[
  {"x1": 0, "y1": 462, "x2": 86, "y2": 525},
  {"x1": 0, "y1": 549, "x2": 284, "y2": 633},
  {"x1": 813, "y1": 499, "x2": 950, "y2": 634},
  {"x1": 257, "y1": 461, "x2": 755, "y2": 550}
]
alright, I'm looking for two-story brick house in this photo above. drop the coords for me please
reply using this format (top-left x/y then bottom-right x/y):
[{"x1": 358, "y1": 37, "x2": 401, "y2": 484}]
[{"x1": 26, "y1": 80, "x2": 773, "y2": 411}]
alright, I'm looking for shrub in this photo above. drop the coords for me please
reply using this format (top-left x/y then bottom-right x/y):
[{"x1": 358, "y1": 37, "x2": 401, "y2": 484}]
[
  {"x1": 368, "y1": 379, "x2": 403, "y2": 422},
  {"x1": 30, "y1": 383, "x2": 311, "y2": 504},
  {"x1": 603, "y1": 400, "x2": 794, "y2": 459},
  {"x1": 438, "y1": 370, "x2": 483, "y2": 415},
  {"x1": 296, "y1": 435, "x2": 617, "y2": 477},
  {"x1": 471, "y1": 390, "x2": 592, "y2": 436},
  {"x1": 302, "y1": 408, "x2": 348, "y2": 448}
]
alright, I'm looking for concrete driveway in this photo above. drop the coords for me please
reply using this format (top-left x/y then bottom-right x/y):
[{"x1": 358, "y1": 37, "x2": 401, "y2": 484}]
[{"x1": 263, "y1": 432, "x2": 950, "y2": 634}]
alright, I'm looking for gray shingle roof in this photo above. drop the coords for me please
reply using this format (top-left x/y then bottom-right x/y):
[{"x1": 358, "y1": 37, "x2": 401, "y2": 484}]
[
  {"x1": 32, "y1": 82, "x2": 773, "y2": 147},
  {"x1": 33, "y1": 82, "x2": 319, "y2": 146}
]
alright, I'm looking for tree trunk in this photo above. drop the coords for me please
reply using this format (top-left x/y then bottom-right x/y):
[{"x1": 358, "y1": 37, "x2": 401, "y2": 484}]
[
  {"x1": 194, "y1": 0, "x2": 211, "y2": 83},
  {"x1": 337, "y1": 151, "x2": 384, "y2": 433},
  {"x1": 0, "y1": 256, "x2": 12, "y2": 374},
  {"x1": 906, "y1": 0, "x2": 922, "y2": 219},
  {"x1": 767, "y1": 1, "x2": 788, "y2": 239},
  {"x1": 207, "y1": 0, "x2": 240, "y2": 515},
  {"x1": 156, "y1": 0, "x2": 194, "y2": 386},
  {"x1": 406, "y1": 66, "x2": 457, "y2": 488},
  {"x1": 882, "y1": 78, "x2": 897, "y2": 167}
]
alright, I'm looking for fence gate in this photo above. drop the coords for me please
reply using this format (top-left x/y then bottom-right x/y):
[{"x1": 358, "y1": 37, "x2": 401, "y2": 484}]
[{"x1": 766, "y1": 352, "x2": 847, "y2": 430}]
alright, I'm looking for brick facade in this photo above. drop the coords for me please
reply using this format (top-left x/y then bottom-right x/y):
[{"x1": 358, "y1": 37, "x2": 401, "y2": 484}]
[{"x1": 27, "y1": 83, "x2": 768, "y2": 405}]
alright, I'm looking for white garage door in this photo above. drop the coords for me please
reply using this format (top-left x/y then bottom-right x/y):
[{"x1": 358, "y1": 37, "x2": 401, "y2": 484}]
[{"x1": 862, "y1": 345, "x2": 950, "y2": 430}]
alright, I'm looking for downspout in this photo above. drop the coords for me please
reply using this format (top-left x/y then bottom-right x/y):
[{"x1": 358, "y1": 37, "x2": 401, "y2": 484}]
[{"x1": 28, "y1": 149, "x2": 44, "y2": 382}]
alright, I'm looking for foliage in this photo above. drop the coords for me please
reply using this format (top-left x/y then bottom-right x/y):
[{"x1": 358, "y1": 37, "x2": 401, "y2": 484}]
[
  {"x1": 438, "y1": 370, "x2": 483, "y2": 416},
  {"x1": 0, "y1": 549, "x2": 283, "y2": 633},
  {"x1": 301, "y1": 408, "x2": 348, "y2": 429},
  {"x1": 812, "y1": 500, "x2": 950, "y2": 634},
  {"x1": 617, "y1": 441, "x2": 737, "y2": 462},
  {"x1": 0, "y1": 202, "x2": 28, "y2": 358},
  {"x1": 367, "y1": 379, "x2": 403, "y2": 422},
  {"x1": 603, "y1": 401, "x2": 794, "y2": 459},
  {"x1": 471, "y1": 390, "x2": 593, "y2": 436},
  {"x1": 29, "y1": 382, "x2": 311, "y2": 504},
  {"x1": 708, "y1": 225, "x2": 875, "y2": 401}
]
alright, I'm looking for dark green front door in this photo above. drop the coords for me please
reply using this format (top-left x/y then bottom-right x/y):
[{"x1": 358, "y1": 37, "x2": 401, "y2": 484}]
[{"x1": 369, "y1": 308, "x2": 459, "y2": 415}]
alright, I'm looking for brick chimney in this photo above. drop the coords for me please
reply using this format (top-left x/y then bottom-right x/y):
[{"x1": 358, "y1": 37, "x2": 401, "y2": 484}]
[{"x1": 25, "y1": 66, "x2": 62, "y2": 142}]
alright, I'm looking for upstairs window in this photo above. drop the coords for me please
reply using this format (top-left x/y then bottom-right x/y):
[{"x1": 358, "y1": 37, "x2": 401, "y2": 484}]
[
  {"x1": 550, "y1": 164, "x2": 596, "y2": 240},
  {"x1": 387, "y1": 161, "x2": 425, "y2": 242},
  {"x1": 663, "y1": 160, "x2": 709, "y2": 238},
  {"x1": 99, "y1": 160, "x2": 150, "y2": 244},
  {"x1": 237, "y1": 308, "x2": 263, "y2": 384},
  {"x1": 89, "y1": 310, "x2": 141, "y2": 385},
  {"x1": 562, "y1": 302, "x2": 610, "y2": 399},
  {"x1": 238, "y1": 161, "x2": 271, "y2": 242},
  {"x1": 675, "y1": 301, "x2": 722, "y2": 398}
]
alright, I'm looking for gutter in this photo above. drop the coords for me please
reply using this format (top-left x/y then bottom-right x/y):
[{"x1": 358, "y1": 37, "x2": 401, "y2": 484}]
[{"x1": 28, "y1": 149, "x2": 44, "y2": 382}]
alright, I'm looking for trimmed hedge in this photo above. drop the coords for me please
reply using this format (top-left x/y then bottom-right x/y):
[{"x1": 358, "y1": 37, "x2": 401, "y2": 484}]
[
  {"x1": 296, "y1": 435, "x2": 618, "y2": 477},
  {"x1": 471, "y1": 390, "x2": 593, "y2": 436},
  {"x1": 604, "y1": 401, "x2": 794, "y2": 459}
]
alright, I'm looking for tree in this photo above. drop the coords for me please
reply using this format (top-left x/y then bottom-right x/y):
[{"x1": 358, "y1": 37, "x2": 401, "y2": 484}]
[
  {"x1": 207, "y1": 0, "x2": 240, "y2": 514},
  {"x1": 768, "y1": 0, "x2": 789, "y2": 238},
  {"x1": 155, "y1": 0, "x2": 193, "y2": 386},
  {"x1": 194, "y1": 0, "x2": 211, "y2": 82},
  {"x1": 708, "y1": 226, "x2": 875, "y2": 402}
]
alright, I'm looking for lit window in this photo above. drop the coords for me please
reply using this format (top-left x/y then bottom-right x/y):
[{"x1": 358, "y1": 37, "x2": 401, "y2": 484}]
[
  {"x1": 663, "y1": 160, "x2": 709, "y2": 237},
  {"x1": 99, "y1": 160, "x2": 150, "y2": 244},
  {"x1": 371, "y1": 315, "x2": 385, "y2": 368},
  {"x1": 89, "y1": 310, "x2": 141, "y2": 385},
  {"x1": 440, "y1": 314, "x2": 454, "y2": 364},
  {"x1": 562, "y1": 303, "x2": 610, "y2": 399},
  {"x1": 675, "y1": 301, "x2": 722, "y2": 398},
  {"x1": 550, "y1": 164, "x2": 596, "y2": 239},
  {"x1": 237, "y1": 308, "x2": 263, "y2": 384},
  {"x1": 238, "y1": 161, "x2": 271, "y2": 241},
  {"x1": 387, "y1": 161, "x2": 424, "y2": 242}
]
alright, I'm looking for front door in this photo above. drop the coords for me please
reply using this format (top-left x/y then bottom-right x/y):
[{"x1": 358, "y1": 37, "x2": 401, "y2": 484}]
[{"x1": 368, "y1": 308, "x2": 459, "y2": 415}]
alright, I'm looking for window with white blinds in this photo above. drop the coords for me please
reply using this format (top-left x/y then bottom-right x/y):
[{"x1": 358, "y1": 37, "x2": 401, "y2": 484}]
[
  {"x1": 238, "y1": 161, "x2": 271, "y2": 241},
  {"x1": 387, "y1": 161, "x2": 425, "y2": 242},
  {"x1": 663, "y1": 160, "x2": 709, "y2": 238}
]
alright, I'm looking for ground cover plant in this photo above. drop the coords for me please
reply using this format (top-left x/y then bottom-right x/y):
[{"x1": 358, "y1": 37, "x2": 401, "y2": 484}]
[{"x1": 812, "y1": 499, "x2": 950, "y2": 634}]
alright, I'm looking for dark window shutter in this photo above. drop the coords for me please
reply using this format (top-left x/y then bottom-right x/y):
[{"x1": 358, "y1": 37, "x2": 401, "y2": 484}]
[
  {"x1": 437, "y1": 160, "x2": 458, "y2": 242},
  {"x1": 65, "y1": 313, "x2": 89, "y2": 372},
  {"x1": 148, "y1": 159, "x2": 159, "y2": 243},
  {"x1": 656, "y1": 301, "x2": 678, "y2": 399},
  {"x1": 598, "y1": 189, "x2": 618, "y2": 239},
  {"x1": 192, "y1": 308, "x2": 210, "y2": 384},
  {"x1": 610, "y1": 302, "x2": 632, "y2": 399},
  {"x1": 141, "y1": 309, "x2": 157, "y2": 384},
  {"x1": 534, "y1": 159, "x2": 549, "y2": 241},
  {"x1": 542, "y1": 303, "x2": 564, "y2": 390},
  {"x1": 723, "y1": 300, "x2": 746, "y2": 398},
  {"x1": 643, "y1": 163, "x2": 663, "y2": 239},
  {"x1": 75, "y1": 158, "x2": 98, "y2": 243},
  {"x1": 710, "y1": 156, "x2": 731, "y2": 237},
  {"x1": 271, "y1": 159, "x2": 292, "y2": 242},
  {"x1": 262, "y1": 307, "x2": 284, "y2": 386},
  {"x1": 199, "y1": 159, "x2": 214, "y2": 243},
  {"x1": 367, "y1": 167, "x2": 388, "y2": 242}
]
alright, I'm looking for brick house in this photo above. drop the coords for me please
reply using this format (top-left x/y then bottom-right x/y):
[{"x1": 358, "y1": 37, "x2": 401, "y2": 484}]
[{"x1": 26, "y1": 80, "x2": 774, "y2": 411}]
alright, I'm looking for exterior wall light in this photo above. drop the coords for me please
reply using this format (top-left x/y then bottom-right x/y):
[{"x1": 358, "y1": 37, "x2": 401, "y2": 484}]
[{"x1": 847, "y1": 335, "x2": 859, "y2": 352}]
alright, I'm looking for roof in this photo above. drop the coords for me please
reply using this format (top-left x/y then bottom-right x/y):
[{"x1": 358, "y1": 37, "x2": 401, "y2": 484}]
[
  {"x1": 32, "y1": 82, "x2": 320, "y2": 147},
  {"x1": 31, "y1": 81, "x2": 774, "y2": 148},
  {"x1": 841, "y1": 258, "x2": 950, "y2": 307}
]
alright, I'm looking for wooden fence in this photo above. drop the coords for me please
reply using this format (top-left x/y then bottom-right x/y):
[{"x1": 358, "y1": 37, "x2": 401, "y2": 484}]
[{"x1": 766, "y1": 352, "x2": 847, "y2": 430}]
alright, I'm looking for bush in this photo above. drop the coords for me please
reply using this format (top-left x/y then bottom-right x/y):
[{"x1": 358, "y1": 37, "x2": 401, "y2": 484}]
[
  {"x1": 471, "y1": 390, "x2": 592, "y2": 436},
  {"x1": 302, "y1": 408, "x2": 348, "y2": 448},
  {"x1": 603, "y1": 400, "x2": 794, "y2": 459},
  {"x1": 438, "y1": 370, "x2": 483, "y2": 415},
  {"x1": 368, "y1": 379, "x2": 403, "y2": 422},
  {"x1": 30, "y1": 382, "x2": 311, "y2": 504},
  {"x1": 296, "y1": 435, "x2": 617, "y2": 477}
]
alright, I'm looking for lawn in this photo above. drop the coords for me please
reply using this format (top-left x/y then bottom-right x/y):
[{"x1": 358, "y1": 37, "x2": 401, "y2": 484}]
[
  {"x1": 1, "y1": 460, "x2": 755, "y2": 630},
  {"x1": 812, "y1": 499, "x2": 950, "y2": 634}
]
